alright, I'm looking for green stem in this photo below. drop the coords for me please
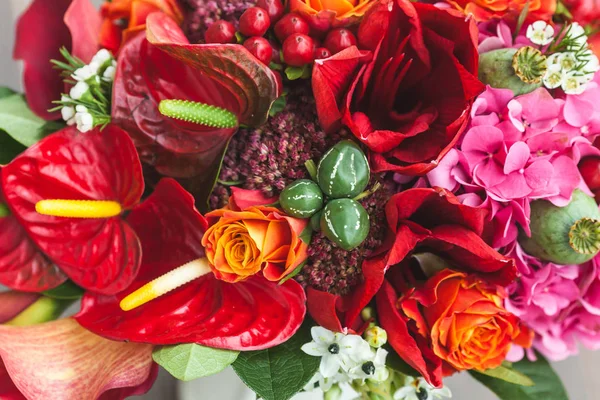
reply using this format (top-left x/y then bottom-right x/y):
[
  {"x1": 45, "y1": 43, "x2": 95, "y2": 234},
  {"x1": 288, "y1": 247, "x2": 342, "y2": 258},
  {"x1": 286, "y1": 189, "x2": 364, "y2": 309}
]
[
  {"x1": 353, "y1": 182, "x2": 382, "y2": 202},
  {"x1": 217, "y1": 179, "x2": 244, "y2": 186},
  {"x1": 4, "y1": 297, "x2": 75, "y2": 326},
  {"x1": 304, "y1": 160, "x2": 318, "y2": 181},
  {"x1": 0, "y1": 203, "x2": 9, "y2": 218}
]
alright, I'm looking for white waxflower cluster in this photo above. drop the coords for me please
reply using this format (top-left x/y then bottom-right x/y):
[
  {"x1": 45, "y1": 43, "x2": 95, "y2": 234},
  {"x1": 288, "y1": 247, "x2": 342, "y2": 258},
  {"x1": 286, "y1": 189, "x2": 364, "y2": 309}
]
[
  {"x1": 526, "y1": 21, "x2": 600, "y2": 95},
  {"x1": 393, "y1": 377, "x2": 452, "y2": 400},
  {"x1": 301, "y1": 326, "x2": 390, "y2": 392},
  {"x1": 60, "y1": 49, "x2": 116, "y2": 132}
]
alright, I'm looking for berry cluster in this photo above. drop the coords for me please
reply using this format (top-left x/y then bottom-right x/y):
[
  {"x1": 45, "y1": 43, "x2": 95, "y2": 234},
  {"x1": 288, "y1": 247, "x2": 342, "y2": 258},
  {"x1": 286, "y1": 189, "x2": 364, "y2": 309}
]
[{"x1": 204, "y1": 0, "x2": 359, "y2": 77}]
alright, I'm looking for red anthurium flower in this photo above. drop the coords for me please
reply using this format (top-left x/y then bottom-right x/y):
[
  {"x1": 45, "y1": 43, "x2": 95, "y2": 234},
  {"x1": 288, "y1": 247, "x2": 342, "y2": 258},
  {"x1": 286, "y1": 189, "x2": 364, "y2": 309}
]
[
  {"x1": 0, "y1": 318, "x2": 156, "y2": 400},
  {"x1": 307, "y1": 188, "x2": 516, "y2": 336},
  {"x1": 76, "y1": 179, "x2": 307, "y2": 350},
  {"x1": 312, "y1": 0, "x2": 485, "y2": 175},
  {"x1": 0, "y1": 189, "x2": 67, "y2": 292},
  {"x1": 1, "y1": 125, "x2": 144, "y2": 294},
  {"x1": 112, "y1": 13, "x2": 281, "y2": 192},
  {"x1": 14, "y1": 0, "x2": 100, "y2": 120}
]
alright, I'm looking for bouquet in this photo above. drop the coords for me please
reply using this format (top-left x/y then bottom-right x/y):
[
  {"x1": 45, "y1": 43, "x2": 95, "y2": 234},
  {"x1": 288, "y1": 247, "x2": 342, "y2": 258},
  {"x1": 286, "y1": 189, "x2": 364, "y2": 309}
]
[{"x1": 1, "y1": 0, "x2": 600, "y2": 398}]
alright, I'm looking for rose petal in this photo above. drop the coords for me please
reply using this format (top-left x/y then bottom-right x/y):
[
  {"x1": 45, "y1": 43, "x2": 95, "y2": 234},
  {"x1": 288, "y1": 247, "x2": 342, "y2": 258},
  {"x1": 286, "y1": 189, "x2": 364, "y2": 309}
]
[
  {"x1": 1, "y1": 126, "x2": 144, "y2": 294},
  {"x1": 76, "y1": 179, "x2": 306, "y2": 350},
  {"x1": 0, "y1": 319, "x2": 155, "y2": 400}
]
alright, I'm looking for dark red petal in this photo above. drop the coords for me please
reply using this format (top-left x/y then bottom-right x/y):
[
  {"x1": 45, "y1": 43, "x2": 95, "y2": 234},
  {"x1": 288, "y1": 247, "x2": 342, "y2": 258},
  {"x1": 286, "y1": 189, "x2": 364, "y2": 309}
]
[
  {"x1": 64, "y1": 0, "x2": 101, "y2": 63},
  {"x1": 307, "y1": 288, "x2": 345, "y2": 332},
  {"x1": 1, "y1": 126, "x2": 144, "y2": 294},
  {"x1": 146, "y1": 12, "x2": 281, "y2": 127},
  {"x1": 311, "y1": 46, "x2": 372, "y2": 133},
  {"x1": 13, "y1": 0, "x2": 72, "y2": 120},
  {"x1": 377, "y1": 280, "x2": 443, "y2": 386},
  {"x1": 76, "y1": 179, "x2": 306, "y2": 350},
  {"x1": 0, "y1": 359, "x2": 24, "y2": 400}
]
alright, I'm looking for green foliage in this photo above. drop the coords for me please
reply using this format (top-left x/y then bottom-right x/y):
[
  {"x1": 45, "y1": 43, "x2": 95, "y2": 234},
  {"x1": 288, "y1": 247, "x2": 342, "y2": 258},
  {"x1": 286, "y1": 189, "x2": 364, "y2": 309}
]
[
  {"x1": 42, "y1": 281, "x2": 85, "y2": 300},
  {"x1": 232, "y1": 322, "x2": 320, "y2": 400},
  {"x1": 470, "y1": 353, "x2": 568, "y2": 400},
  {"x1": 153, "y1": 344, "x2": 239, "y2": 382},
  {"x1": 476, "y1": 365, "x2": 534, "y2": 386},
  {"x1": 0, "y1": 94, "x2": 48, "y2": 147}
]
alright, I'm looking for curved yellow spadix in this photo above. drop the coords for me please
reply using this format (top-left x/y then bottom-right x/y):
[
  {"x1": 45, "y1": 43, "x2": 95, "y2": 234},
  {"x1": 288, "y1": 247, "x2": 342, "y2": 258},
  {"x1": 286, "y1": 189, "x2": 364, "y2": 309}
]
[{"x1": 35, "y1": 200, "x2": 122, "y2": 219}]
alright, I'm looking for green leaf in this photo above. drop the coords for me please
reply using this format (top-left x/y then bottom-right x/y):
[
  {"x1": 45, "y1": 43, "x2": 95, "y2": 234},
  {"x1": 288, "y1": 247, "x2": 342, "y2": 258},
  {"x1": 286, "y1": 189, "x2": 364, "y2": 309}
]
[
  {"x1": 477, "y1": 365, "x2": 534, "y2": 386},
  {"x1": 514, "y1": 0, "x2": 530, "y2": 41},
  {"x1": 384, "y1": 345, "x2": 419, "y2": 377},
  {"x1": 269, "y1": 95, "x2": 287, "y2": 117},
  {"x1": 285, "y1": 66, "x2": 308, "y2": 81},
  {"x1": 0, "y1": 131, "x2": 26, "y2": 164},
  {"x1": 232, "y1": 322, "x2": 320, "y2": 400},
  {"x1": 278, "y1": 261, "x2": 306, "y2": 285},
  {"x1": 0, "y1": 87, "x2": 16, "y2": 99},
  {"x1": 470, "y1": 353, "x2": 568, "y2": 400},
  {"x1": 0, "y1": 94, "x2": 48, "y2": 147},
  {"x1": 42, "y1": 280, "x2": 85, "y2": 300},
  {"x1": 153, "y1": 343, "x2": 239, "y2": 382},
  {"x1": 299, "y1": 225, "x2": 313, "y2": 245}
]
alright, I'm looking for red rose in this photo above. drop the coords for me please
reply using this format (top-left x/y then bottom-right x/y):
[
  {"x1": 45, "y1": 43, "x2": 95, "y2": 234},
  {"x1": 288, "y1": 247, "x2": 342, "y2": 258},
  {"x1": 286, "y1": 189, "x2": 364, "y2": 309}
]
[
  {"x1": 378, "y1": 269, "x2": 533, "y2": 386},
  {"x1": 307, "y1": 188, "x2": 516, "y2": 333},
  {"x1": 312, "y1": 0, "x2": 485, "y2": 175}
]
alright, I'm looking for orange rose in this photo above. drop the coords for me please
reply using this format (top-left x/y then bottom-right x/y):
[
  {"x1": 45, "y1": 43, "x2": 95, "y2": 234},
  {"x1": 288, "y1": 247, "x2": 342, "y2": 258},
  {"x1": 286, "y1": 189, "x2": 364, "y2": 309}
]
[
  {"x1": 202, "y1": 206, "x2": 309, "y2": 283},
  {"x1": 448, "y1": 0, "x2": 556, "y2": 22},
  {"x1": 379, "y1": 269, "x2": 532, "y2": 384},
  {"x1": 99, "y1": 0, "x2": 183, "y2": 53},
  {"x1": 290, "y1": 0, "x2": 376, "y2": 31}
]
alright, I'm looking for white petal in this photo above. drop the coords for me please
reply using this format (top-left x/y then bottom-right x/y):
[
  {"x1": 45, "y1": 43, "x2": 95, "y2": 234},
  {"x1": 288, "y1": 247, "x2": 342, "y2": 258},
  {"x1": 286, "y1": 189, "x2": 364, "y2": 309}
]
[
  {"x1": 320, "y1": 355, "x2": 341, "y2": 378},
  {"x1": 311, "y1": 326, "x2": 335, "y2": 344},
  {"x1": 433, "y1": 386, "x2": 452, "y2": 398},
  {"x1": 301, "y1": 342, "x2": 326, "y2": 357},
  {"x1": 394, "y1": 387, "x2": 416, "y2": 400}
]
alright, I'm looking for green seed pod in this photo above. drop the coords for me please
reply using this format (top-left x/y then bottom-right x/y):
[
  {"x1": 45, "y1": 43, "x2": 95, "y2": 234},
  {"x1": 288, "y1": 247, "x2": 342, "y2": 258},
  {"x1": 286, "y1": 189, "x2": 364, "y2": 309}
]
[
  {"x1": 519, "y1": 189, "x2": 600, "y2": 265},
  {"x1": 320, "y1": 198, "x2": 370, "y2": 251},
  {"x1": 317, "y1": 140, "x2": 370, "y2": 199},
  {"x1": 479, "y1": 48, "x2": 543, "y2": 96},
  {"x1": 279, "y1": 179, "x2": 324, "y2": 218},
  {"x1": 158, "y1": 99, "x2": 238, "y2": 128}
]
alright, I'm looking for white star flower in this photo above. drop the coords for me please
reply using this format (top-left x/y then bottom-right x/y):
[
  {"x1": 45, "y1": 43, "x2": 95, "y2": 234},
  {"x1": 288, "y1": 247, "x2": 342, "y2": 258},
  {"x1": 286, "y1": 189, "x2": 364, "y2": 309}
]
[
  {"x1": 393, "y1": 377, "x2": 452, "y2": 400},
  {"x1": 526, "y1": 21, "x2": 555, "y2": 46},
  {"x1": 348, "y1": 348, "x2": 390, "y2": 383},
  {"x1": 74, "y1": 105, "x2": 94, "y2": 133},
  {"x1": 562, "y1": 70, "x2": 589, "y2": 95},
  {"x1": 543, "y1": 64, "x2": 564, "y2": 89},
  {"x1": 301, "y1": 327, "x2": 372, "y2": 378},
  {"x1": 91, "y1": 49, "x2": 113, "y2": 66},
  {"x1": 72, "y1": 64, "x2": 98, "y2": 82}
]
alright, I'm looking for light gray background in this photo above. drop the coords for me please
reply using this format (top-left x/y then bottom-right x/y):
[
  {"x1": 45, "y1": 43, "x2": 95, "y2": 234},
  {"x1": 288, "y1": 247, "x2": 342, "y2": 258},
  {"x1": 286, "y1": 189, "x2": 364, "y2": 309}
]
[{"x1": 1, "y1": 0, "x2": 599, "y2": 398}]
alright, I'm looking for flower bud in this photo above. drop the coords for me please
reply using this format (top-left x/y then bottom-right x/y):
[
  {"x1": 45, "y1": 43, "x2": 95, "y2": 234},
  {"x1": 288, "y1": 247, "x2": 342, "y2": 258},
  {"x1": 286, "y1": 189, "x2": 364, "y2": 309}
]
[
  {"x1": 361, "y1": 307, "x2": 374, "y2": 321},
  {"x1": 363, "y1": 326, "x2": 387, "y2": 348}
]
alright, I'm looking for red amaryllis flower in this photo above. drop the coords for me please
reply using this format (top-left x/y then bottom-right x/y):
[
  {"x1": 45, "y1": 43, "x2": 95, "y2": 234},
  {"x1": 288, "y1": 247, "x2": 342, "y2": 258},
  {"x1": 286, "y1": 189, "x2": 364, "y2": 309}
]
[
  {"x1": 76, "y1": 179, "x2": 306, "y2": 350},
  {"x1": 0, "y1": 189, "x2": 66, "y2": 292},
  {"x1": 112, "y1": 13, "x2": 281, "y2": 201},
  {"x1": 312, "y1": 0, "x2": 485, "y2": 175},
  {"x1": 0, "y1": 317, "x2": 157, "y2": 400},
  {"x1": 377, "y1": 269, "x2": 532, "y2": 386},
  {"x1": 307, "y1": 188, "x2": 516, "y2": 334},
  {"x1": 0, "y1": 125, "x2": 144, "y2": 294},
  {"x1": 13, "y1": 0, "x2": 100, "y2": 120}
]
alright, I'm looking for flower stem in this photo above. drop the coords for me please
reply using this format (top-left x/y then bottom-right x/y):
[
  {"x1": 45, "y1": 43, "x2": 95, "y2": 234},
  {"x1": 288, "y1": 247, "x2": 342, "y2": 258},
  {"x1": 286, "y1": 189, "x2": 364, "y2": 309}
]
[
  {"x1": 305, "y1": 160, "x2": 318, "y2": 181},
  {"x1": 4, "y1": 297, "x2": 75, "y2": 326},
  {"x1": 353, "y1": 182, "x2": 382, "y2": 202}
]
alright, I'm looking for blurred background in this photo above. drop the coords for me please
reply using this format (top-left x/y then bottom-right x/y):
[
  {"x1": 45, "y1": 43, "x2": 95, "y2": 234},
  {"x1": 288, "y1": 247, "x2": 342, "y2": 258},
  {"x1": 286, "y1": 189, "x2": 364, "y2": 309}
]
[{"x1": 2, "y1": 0, "x2": 599, "y2": 399}]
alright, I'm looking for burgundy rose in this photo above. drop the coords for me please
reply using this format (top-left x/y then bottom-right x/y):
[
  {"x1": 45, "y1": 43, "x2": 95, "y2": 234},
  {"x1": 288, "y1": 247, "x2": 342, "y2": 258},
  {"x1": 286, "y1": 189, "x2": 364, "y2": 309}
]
[{"x1": 312, "y1": 0, "x2": 485, "y2": 175}]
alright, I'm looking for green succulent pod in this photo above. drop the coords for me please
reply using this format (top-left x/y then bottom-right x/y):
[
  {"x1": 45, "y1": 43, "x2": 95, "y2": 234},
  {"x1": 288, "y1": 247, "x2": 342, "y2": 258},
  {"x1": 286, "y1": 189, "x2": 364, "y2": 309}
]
[
  {"x1": 479, "y1": 48, "x2": 544, "y2": 96},
  {"x1": 317, "y1": 140, "x2": 370, "y2": 199},
  {"x1": 320, "y1": 198, "x2": 370, "y2": 251},
  {"x1": 519, "y1": 189, "x2": 600, "y2": 265},
  {"x1": 279, "y1": 179, "x2": 324, "y2": 218}
]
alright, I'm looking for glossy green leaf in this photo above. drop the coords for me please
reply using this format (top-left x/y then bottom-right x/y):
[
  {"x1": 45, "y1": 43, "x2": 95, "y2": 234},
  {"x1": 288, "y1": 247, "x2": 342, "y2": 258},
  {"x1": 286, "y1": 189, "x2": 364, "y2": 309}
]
[
  {"x1": 285, "y1": 66, "x2": 307, "y2": 81},
  {"x1": 278, "y1": 261, "x2": 306, "y2": 285},
  {"x1": 0, "y1": 87, "x2": 16, "y2": 99},
  {"x1": 0, "y1": 131, "x2": 26, "y2": 164},
  {"x1": 153, "y1": 343, "x2": 239, "y2": 382},
  {"x1": 476, "y1": 365, "x2": 534, "y2": 386},
  {"x1": 42, "y1": 281, "x2": 85, "y2": 300},
  {"x1": 470, "y1": 353, "x2": 568, "y2": 400},
  {"x1": 0, "y1": 94, "x2": 48, "y2": 147},
  {"x1": 232, "y1": 322, "x2": 319, "y2": 400},
  {"x1": 269, "y1": 95, "x2": 287, "y2": 117}
]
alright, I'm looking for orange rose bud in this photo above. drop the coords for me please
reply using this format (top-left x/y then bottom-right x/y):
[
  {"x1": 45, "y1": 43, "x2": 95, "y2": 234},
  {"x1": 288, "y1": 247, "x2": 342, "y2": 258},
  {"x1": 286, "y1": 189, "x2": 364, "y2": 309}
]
[
  {"x1": 202, "y1": 206, "x2": 309, "y2": 283},
  {"x1": 99, "y1": 0, "x2": 184, "y2": 53},
  {"x1": 448, "y1": 0, "x2": 556, "y2": 22},
  {"x1": 289, "y1": 0, "x2": 376, "y2": 31},
  {"x1": 400, "y1": 270, "x2": 533, "y2": 372}
]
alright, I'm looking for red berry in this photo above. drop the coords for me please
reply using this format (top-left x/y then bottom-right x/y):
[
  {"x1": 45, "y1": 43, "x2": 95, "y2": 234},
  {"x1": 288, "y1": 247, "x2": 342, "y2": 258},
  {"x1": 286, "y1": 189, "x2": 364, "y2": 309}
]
[
  {"x1": 282, "y1": 33, "x2": 314, "y2": 67},
  {"x1": 314, "y1": 47, "x2": 331, "y2": 59},
  {"x1": 239, "y1": 7, "x2": 271, "y2": 37},
  {"x1": 324, "y1": 28, "x2": 357, "y2": 54},
  {"x1": 274, "y1": 13, "x2": 310, "y2": 42},
  {"x1": 244, "y1": 36, "x2": 273, "y2": 65},
  {"x1": 205, "y1": 20, "x2": 236, "y2": 44},
  {"x1": 256, "y1": 0, "x2": 285, "y2": 23}
]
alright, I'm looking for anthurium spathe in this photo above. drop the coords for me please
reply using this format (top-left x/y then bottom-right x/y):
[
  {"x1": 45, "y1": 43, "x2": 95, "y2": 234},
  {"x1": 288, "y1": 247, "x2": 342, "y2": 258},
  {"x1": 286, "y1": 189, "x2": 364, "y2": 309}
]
[
  {"x1": 13, "y1": 0, "x2": 100, "y2": 120},
  {"x1": 76, "y1": 178, "x2": 307, "y2": 350},
  {"x1": 0, "y1": 318, "x2": 156, "y2": 400},
  {"x1": 111, "y1": 12, "x2": 281, "y2": 184},
  {"x1": 0, "y1": 125, "x2": 144, "y2": 294}
]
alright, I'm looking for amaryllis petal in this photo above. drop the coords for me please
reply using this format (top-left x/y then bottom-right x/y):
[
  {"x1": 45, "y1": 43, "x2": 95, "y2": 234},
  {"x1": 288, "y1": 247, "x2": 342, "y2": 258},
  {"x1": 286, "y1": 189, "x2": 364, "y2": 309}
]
[
  {"x1": 1, "y1": 126, "x2": 144, "y2": 294},
  {"x1": 0, "y1": 319, "x2": 155, "y2": 400},
  {"x1": 76, "y1": 179, "x2": 306, "y2": 350},
  {"x1": 13, "y1": 0, "x2": 99, "y2": 120},
  {"x1": 146, "y1": 12, "x2": 280, "y2": 127}
]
